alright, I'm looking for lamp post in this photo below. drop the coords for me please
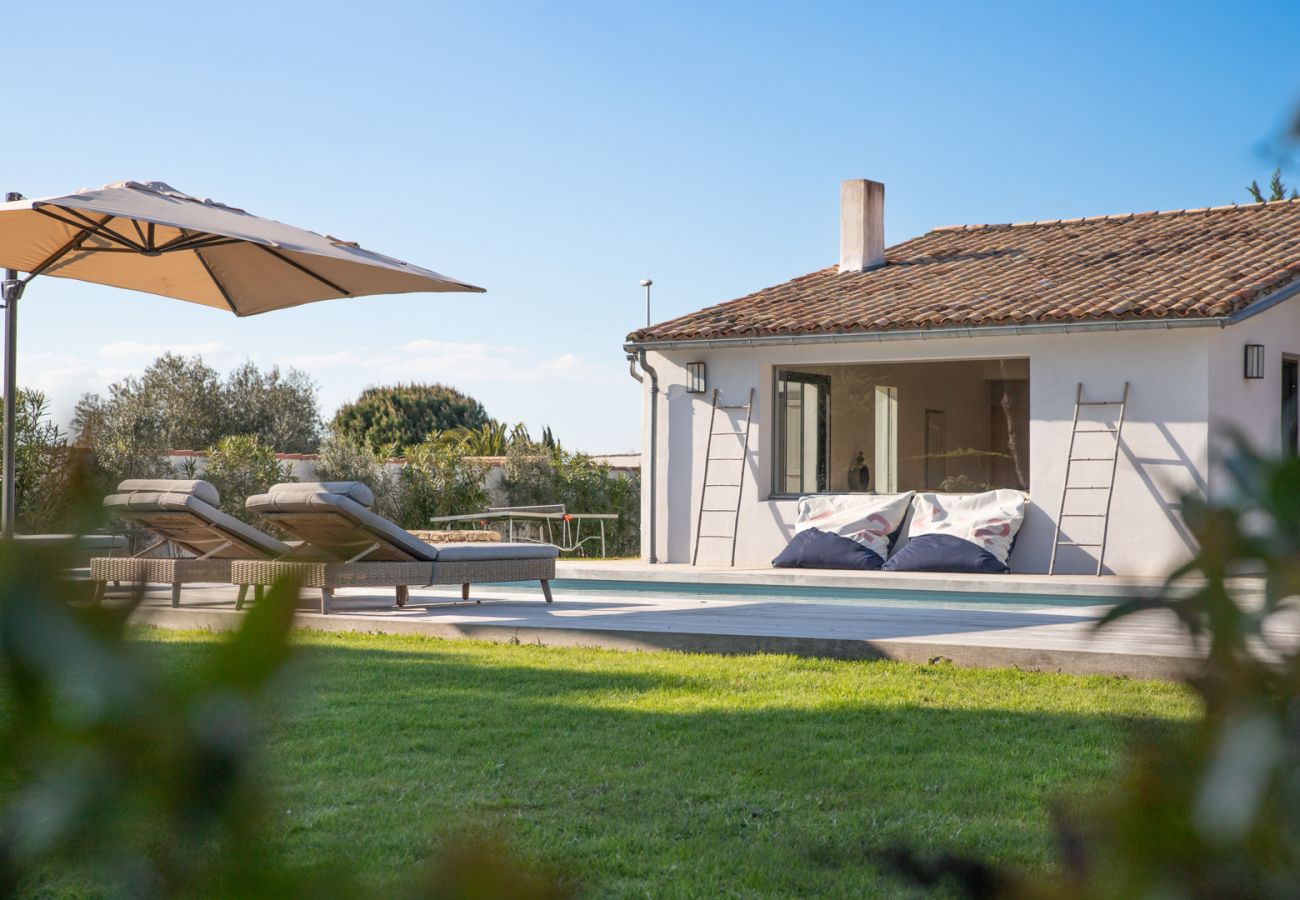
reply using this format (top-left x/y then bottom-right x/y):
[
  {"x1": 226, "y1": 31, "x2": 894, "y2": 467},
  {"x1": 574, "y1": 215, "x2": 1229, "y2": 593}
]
[{"x1": 640, "y1": 278, "x2": 652, "y2": 327}]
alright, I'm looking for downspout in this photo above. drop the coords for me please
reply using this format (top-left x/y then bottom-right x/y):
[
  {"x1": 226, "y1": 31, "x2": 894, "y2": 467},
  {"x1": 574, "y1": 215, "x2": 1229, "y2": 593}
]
[{"x1": 627, "y1": 350, "x2": 659, "y2": 563}]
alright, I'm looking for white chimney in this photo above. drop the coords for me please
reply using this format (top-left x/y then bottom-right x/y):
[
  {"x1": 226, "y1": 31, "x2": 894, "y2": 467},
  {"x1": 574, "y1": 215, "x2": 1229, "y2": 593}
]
[{"x1": 839, "y1": 178, "x2": 885, "y2": 273}]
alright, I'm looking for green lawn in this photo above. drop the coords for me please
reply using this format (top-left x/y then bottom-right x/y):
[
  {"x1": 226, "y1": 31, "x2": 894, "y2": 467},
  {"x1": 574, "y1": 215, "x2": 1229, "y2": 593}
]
[{"x1": 142, "y1": 627, "x2": 1196, "y2": 897}]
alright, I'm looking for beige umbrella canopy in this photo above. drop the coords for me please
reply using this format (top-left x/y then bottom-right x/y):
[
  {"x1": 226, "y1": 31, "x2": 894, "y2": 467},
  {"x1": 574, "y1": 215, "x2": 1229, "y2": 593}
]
[
  {"x1": 0, "y1": 180, "x2": 485, "y2": 535},
  {"x1": 0, "y1": 180, "x2": 484, "y2": 314}
]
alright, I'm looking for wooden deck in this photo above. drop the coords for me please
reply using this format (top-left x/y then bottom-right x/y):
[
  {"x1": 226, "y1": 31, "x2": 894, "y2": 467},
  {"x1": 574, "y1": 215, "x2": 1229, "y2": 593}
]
[{"x1": 119, "y1": 563, "x2": 1296, "y2": 680}]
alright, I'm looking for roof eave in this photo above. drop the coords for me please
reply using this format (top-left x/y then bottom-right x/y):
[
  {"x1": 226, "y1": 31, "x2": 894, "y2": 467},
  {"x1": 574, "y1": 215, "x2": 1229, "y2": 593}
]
[
  {"x1": 623, "y1": 316, "x2": 1225, "y2": 352},
  {"x1": 623, "y1": 272, "x2": 1300, "y2": 353}
]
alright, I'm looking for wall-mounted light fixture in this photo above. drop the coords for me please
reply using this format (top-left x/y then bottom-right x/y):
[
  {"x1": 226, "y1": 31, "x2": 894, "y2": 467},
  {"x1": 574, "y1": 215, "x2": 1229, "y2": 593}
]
[
  {"x1": 1245, "y1": 344, "x2": 1265, "y2": 380},
  {"x1": 686, "y1": 362, "x2": 706, "y2": 393}
]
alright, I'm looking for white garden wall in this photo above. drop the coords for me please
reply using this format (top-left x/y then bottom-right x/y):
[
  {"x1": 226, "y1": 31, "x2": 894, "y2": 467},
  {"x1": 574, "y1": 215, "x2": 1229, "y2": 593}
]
[{"x1": 634, "y1": 327, "x2": 1217, "y2": 576}]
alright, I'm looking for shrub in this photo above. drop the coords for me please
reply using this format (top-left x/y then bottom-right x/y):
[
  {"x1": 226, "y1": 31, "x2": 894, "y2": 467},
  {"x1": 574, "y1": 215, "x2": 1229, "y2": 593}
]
[
  {"x1": 332, "y1": 383, "x2": 490, "y2": 452},
  {"x1": 312, "y1": 427, "x2": 403, "y2": 521},
  {"x1": 4, "y1": 388, "x2": 76, "y2": 532},
  {"x1": 399, "y1": 441, "x2": 489, "y2": 528},
  {"x1": 501, "y1": 446, "x2": 640, "y2": 557},
  {"x1": 201, "y1": 435, "x2": 295, "y2": 522}
]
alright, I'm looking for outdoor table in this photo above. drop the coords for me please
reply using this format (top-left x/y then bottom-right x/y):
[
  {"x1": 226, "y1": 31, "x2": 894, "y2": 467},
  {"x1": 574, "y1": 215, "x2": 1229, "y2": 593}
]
[{"x1": 426, "y1": 510, "x2": 618, "y2": 557}]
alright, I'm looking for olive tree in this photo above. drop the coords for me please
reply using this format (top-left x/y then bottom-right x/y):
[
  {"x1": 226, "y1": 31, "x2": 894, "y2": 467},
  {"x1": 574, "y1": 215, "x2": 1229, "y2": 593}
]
[{"x1": 73, "y1": 353, "x2": 321, "y2": 488}]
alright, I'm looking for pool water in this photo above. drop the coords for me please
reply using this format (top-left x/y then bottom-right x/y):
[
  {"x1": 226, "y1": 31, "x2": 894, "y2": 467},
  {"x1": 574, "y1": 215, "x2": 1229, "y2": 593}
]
[{"x1": 489, "y1": 578, "x2": 1115, "y2": 612}]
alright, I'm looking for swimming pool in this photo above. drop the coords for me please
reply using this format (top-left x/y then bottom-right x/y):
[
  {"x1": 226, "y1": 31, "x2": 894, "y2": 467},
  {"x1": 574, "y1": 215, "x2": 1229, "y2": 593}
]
[{"x1": 489, "y1": 577, "x2": 1120, "y2": 612}]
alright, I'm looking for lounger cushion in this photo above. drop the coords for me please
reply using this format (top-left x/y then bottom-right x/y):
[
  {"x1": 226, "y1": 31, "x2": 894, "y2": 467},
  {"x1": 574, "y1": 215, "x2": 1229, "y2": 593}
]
[
  {"x1": 103, "y1": 490, "x2": 290, "y2": 559},
  {"x1": 772, "y1": 528, "x2": 884, "y2": 570},
  {"x1": 882, "y1": 490, "x2": 1026, "y2": 574},
  {"x1": 269, "y1": 481, "x2": 375, "y2": 508},
  {"x1": 117, "y1": 478, "x2": 220, "y2": 508},
  {"x1": 247, "y1": 488, "x2": 436, "y2": 561},
  {"x1": 432, "y1": 542, "x2": 561, "y2": 562}
]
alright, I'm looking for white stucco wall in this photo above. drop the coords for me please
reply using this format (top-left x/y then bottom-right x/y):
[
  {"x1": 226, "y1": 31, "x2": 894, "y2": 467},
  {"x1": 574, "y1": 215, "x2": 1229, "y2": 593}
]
[
  {"x1": 633, "y1": 327, "x2": 1218, "y2": 576},
  {"x1": 1207, "y1": 299, "x2": 1300, "y2": 494}
]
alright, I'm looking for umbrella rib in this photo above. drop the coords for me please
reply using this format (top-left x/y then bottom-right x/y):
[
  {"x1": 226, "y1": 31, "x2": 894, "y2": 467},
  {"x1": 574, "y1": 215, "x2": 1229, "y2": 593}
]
[
  {"x1": 22, "y1": 213, "x2": 119, "y2": 279},
  {"x1": 193, "y1": 249, "x2": 240, "y2": 315},
  {"x1": 33, "y1": 208, "x2": 145, "y2": 253},
  {"x1": 159, "y1": 235, "x2": 240, "y2": 254},
  {"x1": 156, "y1": 228, "x2": 202, "y2": 252},
  {"x1": 255, "y1": 244, "x2": 351, "y2": 296}
]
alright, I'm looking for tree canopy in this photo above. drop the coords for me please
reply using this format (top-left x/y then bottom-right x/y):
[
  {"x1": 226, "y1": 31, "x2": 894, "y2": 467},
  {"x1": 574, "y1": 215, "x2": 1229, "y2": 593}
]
[
  {"x1": 73, "y1": 353, "x2": 322, "y2": 485},
  {"x1": 330, "y1": 383, "x2": 490, "y2": 451},
  {"x1": 1247, "y1": 168, "x2": 1299, "y2": 203}
]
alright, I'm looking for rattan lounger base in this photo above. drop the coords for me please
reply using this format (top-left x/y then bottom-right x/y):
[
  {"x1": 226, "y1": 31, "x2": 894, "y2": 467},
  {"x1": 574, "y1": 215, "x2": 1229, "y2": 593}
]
[
  {"x1": 90, "y1": 557, "x2": 251, "y2": 609},
  {"x1": 231, "y1": 557, "x2": 556, "y2": 614}
]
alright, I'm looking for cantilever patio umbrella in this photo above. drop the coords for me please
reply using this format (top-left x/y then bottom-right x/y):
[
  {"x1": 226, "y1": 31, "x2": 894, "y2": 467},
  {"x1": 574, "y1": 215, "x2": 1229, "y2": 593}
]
[{"x1": 0, "y1": 180, "x2": 485, "y2": 537}]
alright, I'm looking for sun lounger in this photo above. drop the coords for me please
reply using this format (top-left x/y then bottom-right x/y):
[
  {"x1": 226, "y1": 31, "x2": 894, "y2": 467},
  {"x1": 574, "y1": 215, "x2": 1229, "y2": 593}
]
[
  {"x1": 91, "y1": 479, "x2": 290, "y2": 608},
  {"x1": 237, "y1": 482, "x2": 559, "y2": 613}
]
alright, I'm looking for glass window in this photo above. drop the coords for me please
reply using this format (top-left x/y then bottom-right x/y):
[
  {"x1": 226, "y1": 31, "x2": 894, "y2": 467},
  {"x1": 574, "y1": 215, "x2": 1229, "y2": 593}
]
[
  {"x1": 773, "y1": 359, "x2": 1029, "y2": 494},
  {"x1": 1283, "y1": 358, "x2": 1298, "y2": 455},
  {"x1": 776, "y1": 371, "x2": 830, "y2": 493}
]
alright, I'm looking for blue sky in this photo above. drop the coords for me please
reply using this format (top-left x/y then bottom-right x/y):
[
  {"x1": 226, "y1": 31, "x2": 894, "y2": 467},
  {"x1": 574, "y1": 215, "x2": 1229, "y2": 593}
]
[{"x1": 4, "y1": 0, "x2": 1300, "y2": 451}]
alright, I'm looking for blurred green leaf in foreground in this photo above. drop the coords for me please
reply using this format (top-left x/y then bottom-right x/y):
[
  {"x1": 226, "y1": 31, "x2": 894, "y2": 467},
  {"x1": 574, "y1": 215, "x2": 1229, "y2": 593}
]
[
  {"x1": 889, "y1": 443, "x2": 1300, "y2": 899},
  {"x1": 0, "y1": 540, "x2": 568, "y2": 898}
]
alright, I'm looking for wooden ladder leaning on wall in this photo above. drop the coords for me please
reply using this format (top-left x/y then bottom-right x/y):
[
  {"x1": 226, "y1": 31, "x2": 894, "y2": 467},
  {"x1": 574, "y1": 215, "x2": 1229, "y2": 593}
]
[
  {"x1": 1049, "y1": 381, "x2": 1130, "y2": 576},
  {"x1": 693, "y1": 388, "x2": 755, "y2": 566}
]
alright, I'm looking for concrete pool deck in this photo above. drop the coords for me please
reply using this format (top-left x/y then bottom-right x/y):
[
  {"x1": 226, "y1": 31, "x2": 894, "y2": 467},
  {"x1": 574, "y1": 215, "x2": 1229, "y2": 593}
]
[{"x1": 120, "y1": 561, "x2": 1295, "y2": 681}]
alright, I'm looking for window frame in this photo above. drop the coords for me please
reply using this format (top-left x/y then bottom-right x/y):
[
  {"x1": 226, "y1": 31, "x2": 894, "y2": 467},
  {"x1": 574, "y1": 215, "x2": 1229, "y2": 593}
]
[{"x1": 773, "y1": 369, "x2": 831, "y2": 496}]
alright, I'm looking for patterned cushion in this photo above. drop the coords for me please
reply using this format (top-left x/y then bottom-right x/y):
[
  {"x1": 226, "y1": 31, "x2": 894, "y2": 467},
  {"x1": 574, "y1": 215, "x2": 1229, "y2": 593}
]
[
  {"x1": 882, "y1": 490, "x2": 1026, "y2": 574},
  {"x1": 793, "y1": 493, "x2": 913, "y2": 561}
]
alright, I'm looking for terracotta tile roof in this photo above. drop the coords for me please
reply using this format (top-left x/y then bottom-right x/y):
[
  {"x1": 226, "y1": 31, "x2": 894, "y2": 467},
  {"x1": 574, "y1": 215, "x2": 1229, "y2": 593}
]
[{"x1": 628, "y1": 199, "x2": 1300, "y2": 343}]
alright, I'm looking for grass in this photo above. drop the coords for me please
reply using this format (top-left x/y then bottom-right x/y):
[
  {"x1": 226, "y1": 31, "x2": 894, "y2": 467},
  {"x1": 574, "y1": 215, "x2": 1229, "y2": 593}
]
[{"x1": 146, "y1": 630, "x2": 1199, "y2": 896}]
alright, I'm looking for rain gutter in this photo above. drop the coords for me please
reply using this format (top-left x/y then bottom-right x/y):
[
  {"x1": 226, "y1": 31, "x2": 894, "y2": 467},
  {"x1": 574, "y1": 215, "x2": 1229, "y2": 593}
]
[{"x1": 626, "y1": 350, "x2": 659, "y2": 563}]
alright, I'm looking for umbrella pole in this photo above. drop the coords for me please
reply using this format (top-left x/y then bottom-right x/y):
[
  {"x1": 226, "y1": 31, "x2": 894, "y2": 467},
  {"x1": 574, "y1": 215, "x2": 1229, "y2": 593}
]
[
  {"x1": 1, "y1": 189, "x2": 22, "y2": 539},
  {"x1": 1, "y1": 263, "x2": 17, "y2": 540}
]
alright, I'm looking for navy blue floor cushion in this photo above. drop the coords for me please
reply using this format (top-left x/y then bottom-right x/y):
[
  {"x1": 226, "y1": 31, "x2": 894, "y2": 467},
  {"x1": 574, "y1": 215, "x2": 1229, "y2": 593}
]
[
  {"x1": 881, "y1": 533, "x2": 1009, "y2": 574},
  {"x1": 772, "y1": 528, "x2": 885, "y2": 570}
]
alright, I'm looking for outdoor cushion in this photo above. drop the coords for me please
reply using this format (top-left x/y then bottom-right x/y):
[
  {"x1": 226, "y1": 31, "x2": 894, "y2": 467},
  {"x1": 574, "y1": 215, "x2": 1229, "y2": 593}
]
[
  {"x1": 432, "y1": 542, "x2": 561, "y2": 562},
  {"x1": 103, "y1": 489, "x2": 289, "y2": 559},
  {"x1": 792, "y1": 493, "x2": 913, "y2": 561},
  {"x1": 772, "y1": 527, "x2": 884, "y2": 570},
  {"x1": 247, "y1": 487, "x2": 433, "y2": 561},
  {"x1": 268, "y1": 481, "x2": 375, "y2": 508},
  {"x1": 117, "y1": 478, "x2": 220, "y2": 508},
  {"x1": 882, "y1": 490, "x2": 1026, "y2": 574}
]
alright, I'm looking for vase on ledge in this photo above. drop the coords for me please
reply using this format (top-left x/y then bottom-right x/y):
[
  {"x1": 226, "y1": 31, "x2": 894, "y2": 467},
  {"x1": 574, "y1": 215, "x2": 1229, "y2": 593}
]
[{"x1": 847, "y1": 451, "x2": 871, "y2": 492}]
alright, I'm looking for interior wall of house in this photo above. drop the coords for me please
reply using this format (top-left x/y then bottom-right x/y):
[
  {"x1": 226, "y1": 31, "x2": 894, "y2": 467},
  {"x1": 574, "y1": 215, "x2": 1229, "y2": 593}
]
[
  {"x1": 639, "y1": 326, "x2": 1211, "y2": 576},
  {"x1": 781, "y1": 359, "x2": 1028, "y2": 493}
]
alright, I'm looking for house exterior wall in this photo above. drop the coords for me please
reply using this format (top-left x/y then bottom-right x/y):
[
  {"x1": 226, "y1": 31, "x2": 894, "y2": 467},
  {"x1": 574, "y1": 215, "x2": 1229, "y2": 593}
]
[
  {"x1": 634, "y1": 327, "x2": 1214, "y2": 576},
  {"x1": 1207, "y1": 299, "x2": 1300, "y2": 493}
]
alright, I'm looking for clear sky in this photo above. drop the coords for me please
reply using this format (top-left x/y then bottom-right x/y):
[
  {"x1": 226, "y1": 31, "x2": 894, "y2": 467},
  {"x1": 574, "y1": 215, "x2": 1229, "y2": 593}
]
[{"x1": 4, "y1": 0, "x2": 1300, "y2": 452}]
